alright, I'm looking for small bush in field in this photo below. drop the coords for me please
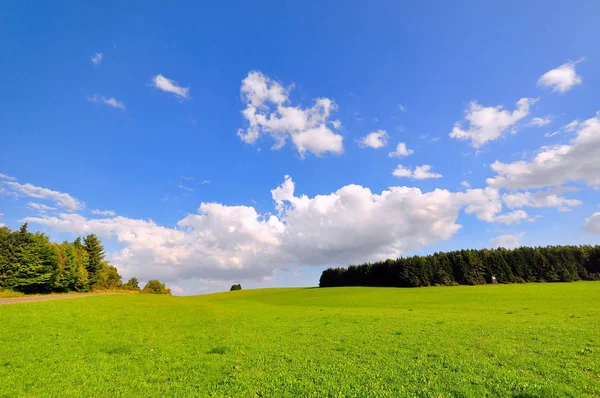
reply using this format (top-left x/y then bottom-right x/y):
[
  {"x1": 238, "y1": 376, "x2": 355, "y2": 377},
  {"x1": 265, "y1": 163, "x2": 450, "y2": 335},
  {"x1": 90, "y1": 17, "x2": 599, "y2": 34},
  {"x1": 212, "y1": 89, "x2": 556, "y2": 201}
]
[{"x1": 141, "y1": 279, "x2": 171, "y2": 295}]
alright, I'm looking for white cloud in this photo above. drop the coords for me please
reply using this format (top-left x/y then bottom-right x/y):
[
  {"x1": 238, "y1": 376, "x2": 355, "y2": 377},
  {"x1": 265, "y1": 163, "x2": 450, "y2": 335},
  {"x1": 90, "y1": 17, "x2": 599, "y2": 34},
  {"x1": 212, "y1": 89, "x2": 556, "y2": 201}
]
[
  {"x1": 399, "y1": 104, "x2": 407, "y2": 113},
  {"x1": 537, "y1": 60, "x2": 583, "y2": 93},
  {"x1": 240, "y1": 71, "x2": 288, "y2": 107},
  {"x1": 291, "y1": 124, "x2": 344, "y2": 157},
  {"x1": 270, "y1": 176, "x2": 463, "y2": 265},
  {"x1": 460, "y1": 181, "x2": 471, "y2": 189},
  {"x1": 528, "y1": 116, "x2": 551, "y2": 127},
  {"x1": 152, "y1": 74, "x2": 190, "y2": 99},
  {"x1": 450, "y1": 98, "x2": 536, "y2": 147},
  {"x1": 490, "y1": 232, "x2": 525, "y2": 249},
  {"x1": 487, "y1": 112, "x2": 600, "y2": 189},
  {"x1": 0, "y1": 173, "x2": 16, "y2": 181},
  {"x1": 388, "y1": 142, "x2": 414, "y2": 158},
  {"x1": 392, "y1": 165, "x2": 442, "y2": 180},
  {"x1": 24, "y1": 176, "x2": 477, "y2": 284},
  {"x1": 584, "y1": 212, "x2": 600, "y2": 234},
  {"x1": 19, "y1": 174, "x2": 582, "y2": 288},
  {"x1": 493, "y1": 210, "x2": 529, "y2": 225},
  {"x1": 3, "y1": 182, "x2": 84, "y2": 211},
  {"x1": 544, "y1": 119, "x2": 579, "y2": 138},
  {"x1": 87, "y1": 95, "x2": 125, "y2": 110},
  {"x1": 201, "y1": 180, "x2": 211, "y2": 185},
  {"x1": 91, "y1": 52, "x2": 103, "y2": 65},
  {"x1": 359, "y1": 130, "x2": 388, "y2": 149},
  {"x1": 563, "y1": 120, "x2": 581, "y2": 132},
  {"x1": 454, "y1": 187, "x2": 525, "y2": 225},
  {"x1": 178, "y1": 183, "x2": 194, "y2": 192},
  {"x1": 238, "y1": 71, "x2": 343, "y2": 157},
  {"x1": 502, "y1": 189, "x2": 582, "y2": 212},
  {"x1": 91, "y1": 209, "x2": 116, "y2": 217},
  {"x1": 27, "y1": 202, "x2": 56, "y2": 212},
  {"x1": 455, "y1": 186, "x2": 579, "y2": 225}
]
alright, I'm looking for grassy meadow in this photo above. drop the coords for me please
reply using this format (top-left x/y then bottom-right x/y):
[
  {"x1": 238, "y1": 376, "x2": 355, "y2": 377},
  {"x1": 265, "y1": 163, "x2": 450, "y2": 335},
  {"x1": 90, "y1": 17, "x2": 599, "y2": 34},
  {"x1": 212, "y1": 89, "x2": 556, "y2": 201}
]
[{"x1": 1, "y1": 282, "x2": 599, "y2": 397}]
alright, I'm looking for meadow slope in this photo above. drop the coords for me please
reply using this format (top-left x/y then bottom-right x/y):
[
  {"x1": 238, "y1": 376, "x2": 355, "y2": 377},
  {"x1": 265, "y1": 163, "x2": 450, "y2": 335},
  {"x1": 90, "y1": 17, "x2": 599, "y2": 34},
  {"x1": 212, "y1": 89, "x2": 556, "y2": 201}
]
[{"x1": 1, "y1": 283, "x2": 599, "y2": 397}]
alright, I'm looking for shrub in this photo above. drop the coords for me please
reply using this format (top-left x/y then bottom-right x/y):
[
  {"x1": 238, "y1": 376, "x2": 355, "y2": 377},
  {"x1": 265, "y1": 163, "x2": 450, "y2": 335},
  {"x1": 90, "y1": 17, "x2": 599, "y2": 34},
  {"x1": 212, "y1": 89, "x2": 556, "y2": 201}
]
[
  {"x1": 230, "y1": 284, "x2": 242, "y2": 291},
  {"x1": 141, "y1": 279, "x2": 172, "y2": 295}
]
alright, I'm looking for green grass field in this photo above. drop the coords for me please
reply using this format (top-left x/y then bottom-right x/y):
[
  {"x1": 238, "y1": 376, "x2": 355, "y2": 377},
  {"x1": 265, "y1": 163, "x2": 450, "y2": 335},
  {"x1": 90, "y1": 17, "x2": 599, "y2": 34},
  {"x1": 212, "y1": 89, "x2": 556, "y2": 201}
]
[{"x1": 1, "y1": 283, "x2": 599, "y2": 397}]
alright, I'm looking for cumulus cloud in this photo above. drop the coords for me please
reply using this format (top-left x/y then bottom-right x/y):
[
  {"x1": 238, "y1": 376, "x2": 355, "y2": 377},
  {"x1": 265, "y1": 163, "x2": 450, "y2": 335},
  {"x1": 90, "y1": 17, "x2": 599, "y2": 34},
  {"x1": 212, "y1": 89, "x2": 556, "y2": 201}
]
[
  {"x1": 27, "y1": 202, "x2": 56, "y2": 212},
  {"x1": 91, "y1": 209, "x2": 116, "y2": 216},
  {"x1": 388, "y1": 142, "x2": 414, "y2": 158},
  {"x1": 237, "y1": 71, "x2": 343, "y2": 157},
  {"x1": 392, "y1": 165, "x2": 442, "y2": 180},
  {"x1": 0, "y1": 173, "x2": 16, "y2": 181},
  {"x1": 270, "y1": 176, "x2": 463, "y2": 265},
  {"x1": 450, "y1": 98, "x2": 536, "y2": 147},
  {"x1": 152, "y1": 74, "x2": 190, "y2": 99},
  {"x1": 454, "y1": 187, "x2": 526, "y2": 225},
  {"x1": 87, "y1": 95, "x2": 125, "y2": 110},
  {"x1": 490, "y1": 232, "x2": 525, "y2": 249},
  {"x1": 537, "y1": 60, "x2": 583, "y2": 93},
  {"x1": 91, "y1": 52, "x2": 103, "y2": 65},
  {"x1": 492, "y1": 210, "x2": 529, "y2": 225},
  {"x1": 24, "y1": 176, "x2": 483, "y2": 284},
  {"x1": 455, "y1": 186, "x2": 578, "y2": 225},
  {"x1": 584, "y1": 212, "x2": 600, "y2": 234},
  {"x1": 3, "y1": 182, "x2": 84, "y2": 211},
  {"x1": 487, "y1": 112, "x2": 600, "y2": 189},
  {"x1": 528, "y1": 116, "x2": 551, "y2": 127},
  {"x1": 460, "y1": 181, "x2": 471, "y2": 189},
  {"x1": 19, "y1": 174, "x2": 579, "y2": 288},
  {"x1": 502, "y1": 188, "x2": 582, "y2": 212},
  {"x1": 359, "y1": 130, "x2": 388, "y2": 149}
]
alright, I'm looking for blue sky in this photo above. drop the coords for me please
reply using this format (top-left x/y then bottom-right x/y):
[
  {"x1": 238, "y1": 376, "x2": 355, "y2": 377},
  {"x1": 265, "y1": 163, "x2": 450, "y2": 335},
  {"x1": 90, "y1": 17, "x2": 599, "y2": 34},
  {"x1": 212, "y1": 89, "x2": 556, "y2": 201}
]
[{"x1": 1, "y1": 1, "x2": 599, "y2": 294}]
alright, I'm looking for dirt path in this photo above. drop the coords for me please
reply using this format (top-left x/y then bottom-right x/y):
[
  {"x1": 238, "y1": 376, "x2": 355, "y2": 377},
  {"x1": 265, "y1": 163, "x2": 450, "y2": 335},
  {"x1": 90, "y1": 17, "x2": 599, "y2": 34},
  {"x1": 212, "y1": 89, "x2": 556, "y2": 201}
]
[{"x1": 0, "y1": 292, "x2": 120, "y2": 305}]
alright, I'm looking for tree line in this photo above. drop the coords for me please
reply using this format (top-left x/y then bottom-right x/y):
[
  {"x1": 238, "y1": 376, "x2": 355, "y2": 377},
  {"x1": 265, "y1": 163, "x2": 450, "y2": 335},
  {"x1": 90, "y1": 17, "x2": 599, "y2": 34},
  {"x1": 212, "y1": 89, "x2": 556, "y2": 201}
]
[
  {"x1": 0, "y1": 223, "x2": 171, "y2": 295},
  {"x1": 319, "y1": 245, "x2": 600, "y2": 288}
]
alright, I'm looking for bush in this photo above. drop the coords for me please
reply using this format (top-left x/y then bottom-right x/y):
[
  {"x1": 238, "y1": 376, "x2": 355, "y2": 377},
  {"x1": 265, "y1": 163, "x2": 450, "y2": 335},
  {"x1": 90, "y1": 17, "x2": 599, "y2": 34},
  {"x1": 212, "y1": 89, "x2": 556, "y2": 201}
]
[
  {"x1": 230, "y1": 284, "x2": 242, "y2": 291},
  {"x1": 141, "y1": 280, "x2": 171, "y2": 295}
]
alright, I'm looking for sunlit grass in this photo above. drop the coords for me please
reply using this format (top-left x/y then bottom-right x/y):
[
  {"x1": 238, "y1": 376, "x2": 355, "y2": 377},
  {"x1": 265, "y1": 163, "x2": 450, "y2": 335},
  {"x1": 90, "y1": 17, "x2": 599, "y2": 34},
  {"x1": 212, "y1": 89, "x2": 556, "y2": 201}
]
[{"x1": 1, "y1": 282, "x2": 599, "y2": 396}]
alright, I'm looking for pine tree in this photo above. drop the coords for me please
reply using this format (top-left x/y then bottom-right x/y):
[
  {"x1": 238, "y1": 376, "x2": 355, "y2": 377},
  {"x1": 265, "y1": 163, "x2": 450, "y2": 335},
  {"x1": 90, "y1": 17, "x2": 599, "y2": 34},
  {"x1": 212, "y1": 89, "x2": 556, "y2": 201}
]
[
  {"x1": 83, "y1": 234, "x2": 104, "y2": 286},
  {"x1": 11, "y1": 232, "x2": 57, "y2": 293}
]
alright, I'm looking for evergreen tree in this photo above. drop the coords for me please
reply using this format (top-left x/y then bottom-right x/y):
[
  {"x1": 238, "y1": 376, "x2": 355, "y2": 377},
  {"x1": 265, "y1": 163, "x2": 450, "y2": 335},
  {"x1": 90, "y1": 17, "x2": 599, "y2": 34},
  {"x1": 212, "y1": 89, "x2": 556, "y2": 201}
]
[
  {"x1": 83, "y1": 234, "x2": 104, "y2": 285},
  {"x1": 319, "y1": 244, "x2": 600, "y2": 288},
  {"x1": 10, "y1": 232, "x2": 57, "y2": 293}
]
